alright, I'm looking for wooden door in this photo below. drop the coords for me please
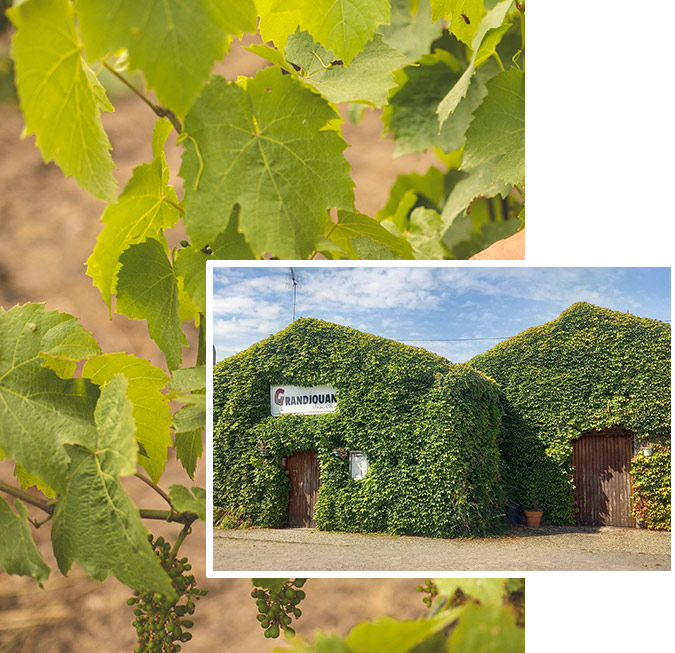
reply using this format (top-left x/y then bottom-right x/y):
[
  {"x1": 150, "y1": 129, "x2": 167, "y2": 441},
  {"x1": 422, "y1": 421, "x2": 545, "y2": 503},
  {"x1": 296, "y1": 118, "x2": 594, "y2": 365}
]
[
  {"x1": 285, "y1": 451, "x2": 321, "y2": 527},
  {"x1": 573, "y1": 429, "x2": 634, "y2": 527}
]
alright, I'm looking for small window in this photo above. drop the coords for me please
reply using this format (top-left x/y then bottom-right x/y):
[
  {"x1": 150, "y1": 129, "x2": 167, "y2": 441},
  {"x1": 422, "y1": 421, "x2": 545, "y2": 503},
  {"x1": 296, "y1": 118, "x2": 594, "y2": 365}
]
[{"x1": 349, "y1": 450, "x2": 369, "y2": 480}]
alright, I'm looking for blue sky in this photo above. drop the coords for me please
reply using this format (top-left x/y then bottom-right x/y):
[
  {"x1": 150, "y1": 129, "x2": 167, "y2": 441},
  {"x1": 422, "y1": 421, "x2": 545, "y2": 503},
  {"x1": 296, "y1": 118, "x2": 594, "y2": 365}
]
[{"x1": 210, "y1": 266, "x2": 671, "y2": 364}]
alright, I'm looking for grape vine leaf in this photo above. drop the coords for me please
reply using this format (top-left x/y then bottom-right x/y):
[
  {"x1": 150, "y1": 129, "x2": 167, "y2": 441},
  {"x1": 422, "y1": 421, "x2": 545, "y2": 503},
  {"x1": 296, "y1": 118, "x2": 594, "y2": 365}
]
[
  {"x1": 173, "y1": 404, "x2": 206, "y2": 434},
  {"x1": 52, "y1": 375, "x2": 175, "y2": 598},
  {"x1": 434, "y1": 578, "x2": 507, "y2": 604},
  {"x1": 258, "y1": 0, "x2": 391, "y2": 65},
  {"x1": 86, "y1": 118, "x2": 180, "y2": 312},
  {"x1": 406, "y1": 207, "x2": 452, "y2": 259},
  {"x1": 345, "y1": 611, "x2": 459, "y2": 653},
  {"x1": 377, "y1": 167, "x2": 446, "y2": 227},
  {"x1": 115, "y1": 238, "x2": 186, "y2": 371},
  {"x1": 326, "y1": 211, "x2": 414, "y2": 260},
  {"x1": 175, "y1": 208, "x2": 255, "y2": 315},
  {"x1": 430, "y1": 0, "x2": 486, "y2": 45},
  {"x1": 168, "y1": 366, "x2": 206, "y2": 393},
  {"x1": 437, "y1": 0, "x2": 513, "y2": 123},
  {"x1": 0, "y1": 497, "x2": 51, "y2": 586},
  {"x1": 462, "y1": 67, "x2": 525, "y2": 187},
  {"x1": 14, "y1": 462, "x2": 57, "y2": 499},
  {"x1": 381, "y1": 0, "x2": 443, "y2": 61},
  {"x1": 8, "y1": 0, "x2": 117, "y2": 202},
  {"x1": 73, "y1": 0, "x2": 257, "y2": 115},
  {"x1": 174, "y1": 430, "x2": 203, "y2": 481},
  {"x1": 168, "y1": 485, "x2": 206, "y2": 521},
  {"x1": 252, "y1": 578, "x2": 290, "y2": 593},
  {"x1": 0, "y1": 304, "x2": 100, "y2": 494},
  {"x1": 180, "y1": 68, "x2": 354, "y2": 259},
  {"x1": 284, "y1": 31, "x2": 409, "y2": 107},
  {"x1": 449, "y1": 602, "x2": 524, "y2": 652},
  {"x1": 82, "y1": 353, "x2": 172, "y2": 484},
  {"x1": 440, "y1": 161, "x2": 510, "y2": 231}
]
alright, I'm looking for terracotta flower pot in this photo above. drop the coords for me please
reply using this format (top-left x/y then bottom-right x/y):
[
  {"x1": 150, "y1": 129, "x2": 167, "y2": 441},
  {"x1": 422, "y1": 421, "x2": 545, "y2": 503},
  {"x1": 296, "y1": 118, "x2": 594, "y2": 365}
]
[{"x1": 524, "y1": 510, "x2": 543, "y2": 527}]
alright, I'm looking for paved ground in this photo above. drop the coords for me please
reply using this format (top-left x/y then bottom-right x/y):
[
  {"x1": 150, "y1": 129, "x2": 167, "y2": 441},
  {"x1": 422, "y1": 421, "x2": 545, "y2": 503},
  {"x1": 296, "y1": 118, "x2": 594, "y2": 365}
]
[{"x1": 212, "y1": 525, "x2": 671, "y2": 572}]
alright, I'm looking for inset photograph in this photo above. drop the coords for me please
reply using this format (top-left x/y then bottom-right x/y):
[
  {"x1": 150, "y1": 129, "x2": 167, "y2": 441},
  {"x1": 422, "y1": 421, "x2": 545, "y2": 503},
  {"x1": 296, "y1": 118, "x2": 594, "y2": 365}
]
[{"x1": 208, "y1": 264, "x2": 670, "y2": 573}]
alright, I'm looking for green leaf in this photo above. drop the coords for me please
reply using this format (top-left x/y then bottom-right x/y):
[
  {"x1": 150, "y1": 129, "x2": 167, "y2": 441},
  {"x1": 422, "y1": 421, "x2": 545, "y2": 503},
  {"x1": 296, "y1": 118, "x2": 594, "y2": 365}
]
[
  {"x1": 407, "y1": 207, "x2": 451, "y2": 259},
  {"x1": 386, "y1": 49, "x2": 498, "y2": 156},
  {"x1": 168, "y1": 485, "x2": 206, "y2": 521},
  {"x1": 449, "y1": 602, "x2": 524, "y2": 652},
  {"x1": 115, "y1": 238, "x2": 186, "y2": 371},
  {"x1": 377, "y1": 167, "x2": 447, "y2": 224},
  {"x1": 440, "y1": 162, "x2": 510, "y2": 231},
  {"x1": 0, "y1": 497, "x2": 50, "y2": 586},
  {"x1": 345, "y1": 611, "x2": 459, "y2": 653},
  {"x1": 381, "y1": 0, "x2": 443, "y2": 61},
  {"x1": 437, "y1": 0, "x2": 513, "y2": 123},
  {"x1": 180, "y1": 68, "x2": 354, "y2": 259},
  {"x1": 285, "y1": 31, "x2": 409, "y2": 107},
  {"x1": 430, "y1": 0, "x2": 486, "y2": 45},
  {"x1": 174, "y1": 430, "x2": 203, "y2": 480},
  {"x1": 296, "y1": 0, "x2": 391, "y2": 65},
  {"x1": 463, "y1": 67, "x2": 525, "y2": 187},
  {"x1": 434, "y1": 578, "x2": 508, "y2": 604},
  {"x1": 73, "y1": 0, "x2": 257, "y2": 115},
  {"x1": 0, "y1": 304, "x2": 99, "y2": 494},
  {"x1": 174, "y1": 207, "x2": 255, "y2": 314},
  {"x1": 8, "y1": 0, "x2": 117, "y2": 201},
  {"x1": 328, "y1": 210, "x2": 415, "y2": 260},
  {"x1": 173, "y1": 404, "x2": 206, "y2": 433},
  {"x1": 87, "y1": 119, "x2": 181, "y2": 312},
  {"x1": 51, "y1": 376, "x2": 174, "y2": 598},
  {"x1": 168, "y1": 366, "x2": 206, "y2": 393},
  {"x1": 14, "y1": 462, "x2": 57, "y2": 499},
  {"x1": 82, "y1": 353, "x2": 172, "y2": 484},
  {"x1": 252, "y1": 578, "x2": 290, "y2": 593}
]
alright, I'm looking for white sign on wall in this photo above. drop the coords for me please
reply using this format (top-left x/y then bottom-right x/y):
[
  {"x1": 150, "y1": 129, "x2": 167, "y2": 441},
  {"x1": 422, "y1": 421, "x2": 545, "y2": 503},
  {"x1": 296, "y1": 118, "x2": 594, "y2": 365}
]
[{"x1": 270, "y1": 385, "x2": 337, "y2": 416}]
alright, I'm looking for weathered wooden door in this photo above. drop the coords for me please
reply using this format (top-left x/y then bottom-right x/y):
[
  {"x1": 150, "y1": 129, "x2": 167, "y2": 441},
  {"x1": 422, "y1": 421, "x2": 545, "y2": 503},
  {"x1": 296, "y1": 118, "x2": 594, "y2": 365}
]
[
  {"x1": 573, "y1": 429, "x2": 634, "y2": 527},
  {"x1": 285, "y1": 451, "x2": 321, "y2": 527}
]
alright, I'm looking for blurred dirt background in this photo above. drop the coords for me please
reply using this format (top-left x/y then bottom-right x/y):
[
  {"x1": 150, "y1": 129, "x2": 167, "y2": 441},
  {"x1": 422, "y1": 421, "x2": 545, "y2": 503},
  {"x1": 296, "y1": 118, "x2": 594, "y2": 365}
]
[{"x1": 0, "y1": 31, "x2": 442, "y2": 652}]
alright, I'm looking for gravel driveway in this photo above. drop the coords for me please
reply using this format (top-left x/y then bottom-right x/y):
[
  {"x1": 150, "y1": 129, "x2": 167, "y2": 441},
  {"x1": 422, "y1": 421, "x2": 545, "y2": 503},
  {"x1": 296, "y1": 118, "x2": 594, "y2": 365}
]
[{"x1": 212, "y1": 525, "x2": 670, "y2": 572}]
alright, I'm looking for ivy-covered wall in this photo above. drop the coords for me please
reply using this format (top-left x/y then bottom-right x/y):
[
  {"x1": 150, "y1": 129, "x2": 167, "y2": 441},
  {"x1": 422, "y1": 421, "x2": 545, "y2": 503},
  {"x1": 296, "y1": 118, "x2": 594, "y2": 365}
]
[
  {"x1": 469, "y1": 302, "x2": 671, "y2": 526},
  {"x1": 213, "y1": 318, "x2": 507, "y2": 538}
]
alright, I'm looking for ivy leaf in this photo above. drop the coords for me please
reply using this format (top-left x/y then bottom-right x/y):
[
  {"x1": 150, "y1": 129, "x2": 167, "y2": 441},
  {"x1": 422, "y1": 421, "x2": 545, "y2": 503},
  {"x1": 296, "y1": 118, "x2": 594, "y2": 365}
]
[
  {"x1": 296, "y1": 0, "x2": 391, "y2": 65},
  {"x1": 83, "y1": 353, "x2": 172, "y2": 484},
  {"x1": 463, "y1": 67, "x2": 525, "y2": 187},
  {"x1": 327, "y1": 211, "x2": 414, "y2": 260},
  {"x1": 115, "y1": 238, "x2": 186, "y2": 371},
  {"x1": 52, "y1": 375, "x2": 175, "y2": 598},
  {"x1": 180, "y1": 68, "x2": 354, "y2": 259},
  {"x1": 168, "y1": 485, "x2": 206, "y2": 521},
  {"x1": 381, "y1": 0, "x2": 443, "y2": 61},
  {"x1": 437, "y1": 0, "x2": 513, "y2": 123},
  {"x1": 430, "y1": 0, "x2": 486, "y2": 45},
  {"x1": 0, "y1": 304, "x2": 99, "y2": 494},
  {"x1": 87, "y1": 119, "x2": 181, "y2": 312},
  {"x1": 8, "y1": 0, "x2": 116, "y2": 201},
  {"x1": 387, "y1": 49, "x2": 497, "y2": 156},
  {"x1": 0, "y1": 497, "x2": 50, "y2": 586},
  {"x1": 73, "y1": 0, "x2": 257, "y2": 115},
  {"x1": 174, "y1": 207, "x2": 255, "y2": 315},
  {"x1": 285, "y1": 31, "x2": 409, "y2": 107}
]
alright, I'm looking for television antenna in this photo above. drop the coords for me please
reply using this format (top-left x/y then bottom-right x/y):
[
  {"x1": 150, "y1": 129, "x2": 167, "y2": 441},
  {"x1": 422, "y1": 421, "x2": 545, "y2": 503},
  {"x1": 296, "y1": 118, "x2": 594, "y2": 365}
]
[{"x1": 289, "y1": 267, "x2": 298, "y2": 321}]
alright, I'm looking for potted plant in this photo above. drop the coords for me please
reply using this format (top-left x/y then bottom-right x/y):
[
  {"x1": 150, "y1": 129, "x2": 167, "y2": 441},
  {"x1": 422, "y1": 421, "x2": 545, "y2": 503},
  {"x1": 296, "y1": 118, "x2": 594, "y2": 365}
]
[{"x1": 523, "y1": 500, "x2": 543, "y2": 527}]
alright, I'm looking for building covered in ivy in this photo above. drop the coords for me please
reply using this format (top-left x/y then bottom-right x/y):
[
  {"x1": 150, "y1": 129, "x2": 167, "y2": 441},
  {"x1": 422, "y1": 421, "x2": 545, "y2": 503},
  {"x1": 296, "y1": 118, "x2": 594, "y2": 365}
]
[{"x1": 213, "y1": 303, "x2": 671, "y2": 536}]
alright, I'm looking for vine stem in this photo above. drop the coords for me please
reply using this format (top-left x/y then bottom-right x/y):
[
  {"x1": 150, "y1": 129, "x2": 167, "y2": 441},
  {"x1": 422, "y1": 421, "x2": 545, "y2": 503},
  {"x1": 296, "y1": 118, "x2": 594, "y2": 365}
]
[
  {"x1": 134, "y1": 471, "x2": 174, "y2": 510},
  {"x1": 170, "y1": 521, "x2": 194, "y2": 557},
  {"x1": 102, "y1": 62, "x2": 183, "y2": 133},
  {"x1": 0, "y1": 480, "x2": 53, "y2": 514}
]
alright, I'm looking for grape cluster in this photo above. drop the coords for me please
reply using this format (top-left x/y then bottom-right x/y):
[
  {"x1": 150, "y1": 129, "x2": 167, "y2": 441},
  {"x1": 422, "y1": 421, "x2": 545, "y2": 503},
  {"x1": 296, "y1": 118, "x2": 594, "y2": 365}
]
[
  {"x1": 416, "y1": 579, "x2": 438, "y2": 608},
  {"x1": 251, "y1": 579, "x2": 307, "y2": 638},
  {"x1": 127, "y1": 534, "x2": 207, "y2": 652}
]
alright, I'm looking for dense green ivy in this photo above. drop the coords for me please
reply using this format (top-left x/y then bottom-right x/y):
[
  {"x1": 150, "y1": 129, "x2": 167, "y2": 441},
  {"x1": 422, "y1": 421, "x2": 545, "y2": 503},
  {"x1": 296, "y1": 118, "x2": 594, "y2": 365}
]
[
  {"x1": 470, "y1": 303, "x2": 671, "y2": 526},
  {"x1": 213, "y1": 318, "x2": 507, "y2": 537},
  {"x1": 631, "y1": 444, "x2": 671, "y2": 531}
]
